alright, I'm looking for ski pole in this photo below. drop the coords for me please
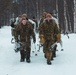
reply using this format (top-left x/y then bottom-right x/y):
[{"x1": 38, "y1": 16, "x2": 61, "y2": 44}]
[
  {"x1": 34, "y1": 42, "x2": 37, "y2": 56},
  {"x1": 60, "y1": 40, "x2": 64, "y2": 51}
]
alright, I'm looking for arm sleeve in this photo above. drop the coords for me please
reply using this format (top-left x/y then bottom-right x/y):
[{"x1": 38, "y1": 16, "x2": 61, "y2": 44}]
[{"x1": 30, "y1": 24, "x2": 36, "y2": 42}]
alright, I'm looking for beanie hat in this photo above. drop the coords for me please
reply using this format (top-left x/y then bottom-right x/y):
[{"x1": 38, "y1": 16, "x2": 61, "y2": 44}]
[{"x1": 46, "y1": 13, "x2": 52, "y2": 18}]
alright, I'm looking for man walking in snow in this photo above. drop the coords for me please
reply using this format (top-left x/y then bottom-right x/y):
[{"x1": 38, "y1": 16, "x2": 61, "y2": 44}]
[
  {"x1": 15, "y1": 16, "x2": 36, "y2": 63},
  {"x1": 39, "y1": 13, "x2": 60, "y2": 65}
]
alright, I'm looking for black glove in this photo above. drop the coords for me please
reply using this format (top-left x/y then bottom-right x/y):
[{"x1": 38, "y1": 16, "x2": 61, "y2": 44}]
[
  {"x1": 16, "y1": 39, "x2": 19, "y2": 43},
  {"x1": 33, "y1": 39, "x2": 36, "y2": 43},
  {"x1": 11, "y1": 22, "x2": 15, "y2": 28}
]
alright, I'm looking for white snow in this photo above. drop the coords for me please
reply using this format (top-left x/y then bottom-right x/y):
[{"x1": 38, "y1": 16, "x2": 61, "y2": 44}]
[{"x1": 0, "y1": 26, "x2": 76, "y2": 75}]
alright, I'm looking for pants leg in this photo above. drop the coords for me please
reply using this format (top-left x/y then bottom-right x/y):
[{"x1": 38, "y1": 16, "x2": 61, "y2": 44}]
[
  {"x1": 25, "y1": 42, "x2": 31, "y2": 62},
  {"x1": 20, "y1": 42, "x2": 26, "y2": 62},
  {"x1": 44, "y1": 40, "x2": 53, "y2": 64},
  {"x1": 46, "y1": 51, "x2": 52, "y2": 61},
  {"x1": 20, "y1": 50, "x2": 25, "y2": 60},
  {"x1": 52, "y1": 45, "x2": 57, "y2": 57}
]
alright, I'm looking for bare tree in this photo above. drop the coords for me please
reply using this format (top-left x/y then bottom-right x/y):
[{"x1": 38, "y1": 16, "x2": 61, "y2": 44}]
[{"x1": 0, "y1": 0, "x2": 74, "y2": 32}]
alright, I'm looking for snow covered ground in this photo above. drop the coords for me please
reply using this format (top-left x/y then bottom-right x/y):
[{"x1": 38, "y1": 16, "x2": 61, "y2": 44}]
[{"x1": 0, "y1": 26, "x2": 76, "y2": 75}]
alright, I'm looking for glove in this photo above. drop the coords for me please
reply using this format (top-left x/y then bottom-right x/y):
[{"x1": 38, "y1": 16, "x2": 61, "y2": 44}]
[
  {"x1": 39, "y1": 34, "x2": 44, "y2": 38},
  {"x1": 33, "y1": 39, "x2": 36, "y2": 43},
  {"x1": 56, "y1": 33, "x2": 61, "y2": 42},
  {"x1": 16, "y1": 39, "x2": 19, "y2": 43},
  {"x1": 11, "y1": 22, "x2": 15, "y2": 28},
  {"x1": 39, "y1": 34, "x2": 45, "y2": 44}
]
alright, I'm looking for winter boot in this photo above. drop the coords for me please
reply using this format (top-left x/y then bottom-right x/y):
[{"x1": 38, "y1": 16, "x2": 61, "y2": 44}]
[
  {"x1": 47, "y1": 60, "x2": 51, "y2": 65},
  {"x1": 26, "y1": 58, "x2": 31, "y2": 63},
  {"x1": 26, "y1": 51, "x2": 31, "y2": 63},
  {"x1": 26, "y1": 53, "x2": 31, "y2": 63},
  {"x1": 20, "y1": 50, "x2": 25, "y2": 62},
  {"x1": 20, "y1": 59, "x2": 25, "y2": 62}
]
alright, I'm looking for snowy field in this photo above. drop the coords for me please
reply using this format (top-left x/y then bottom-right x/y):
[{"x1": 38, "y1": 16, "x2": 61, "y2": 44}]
[{"x1": 0, "y1": 26, "x2": 76, "y2": 75}]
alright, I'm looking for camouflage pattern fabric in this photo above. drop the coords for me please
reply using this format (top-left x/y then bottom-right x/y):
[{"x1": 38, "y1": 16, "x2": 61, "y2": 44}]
[
  {"x1": 15, "y1": 21, "x2": 36, "y2": 61},
  {"x1": 39, "y1": 19, "x2": 60, "y2": 62}
]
